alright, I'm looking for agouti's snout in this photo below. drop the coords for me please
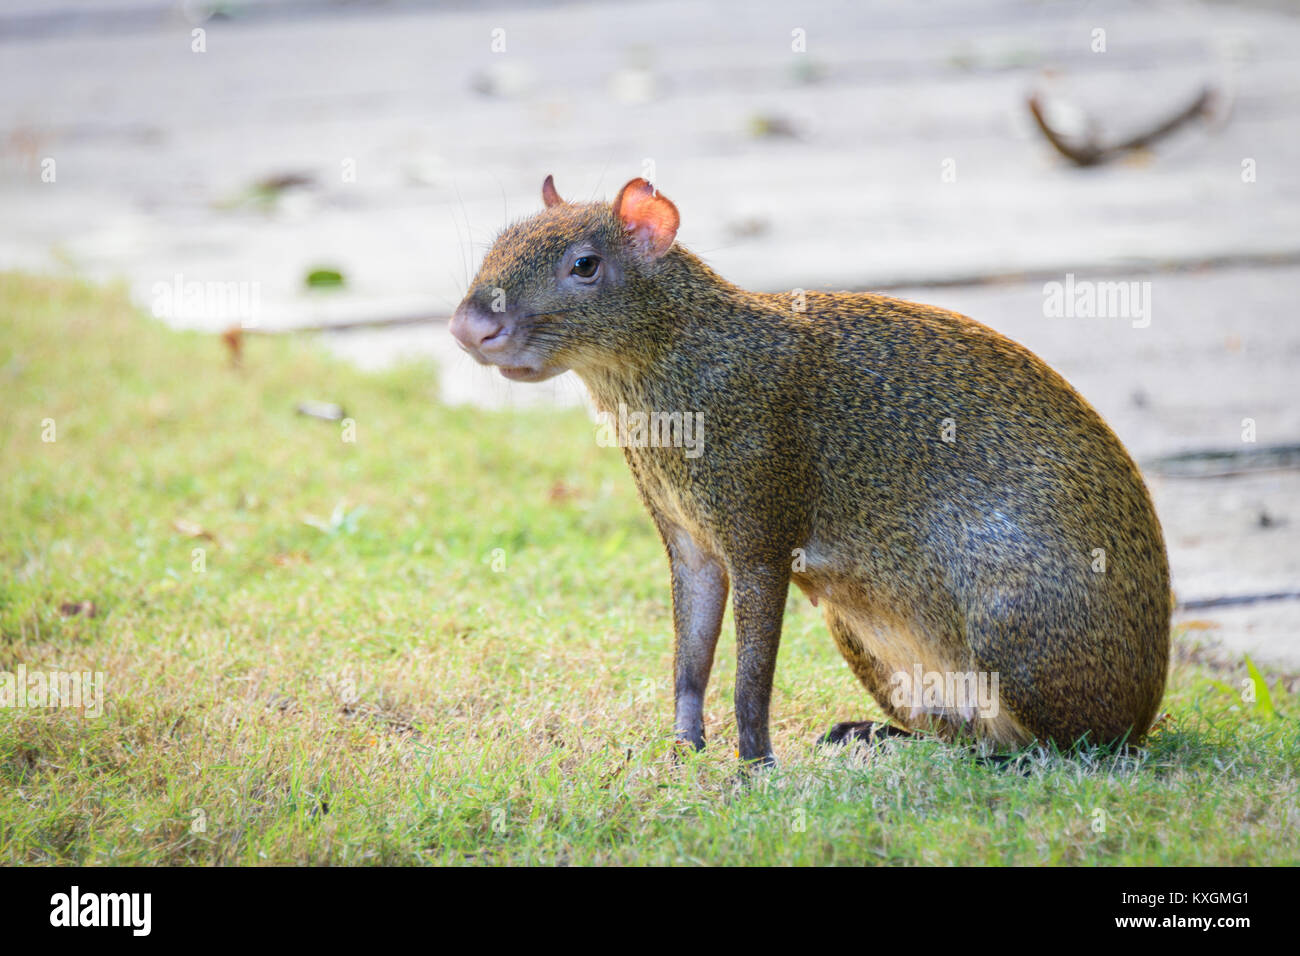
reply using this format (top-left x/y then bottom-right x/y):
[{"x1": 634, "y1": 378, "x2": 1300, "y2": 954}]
[
  {"x1": 449, "y1": 301, "x2": 507, "y2": 356},
  {"x1": 450, "y1": 299, "x2": 564, "y2": 383}
]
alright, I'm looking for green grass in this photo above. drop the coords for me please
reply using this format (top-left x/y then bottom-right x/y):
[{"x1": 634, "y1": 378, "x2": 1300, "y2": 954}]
[{"x1": 1, "y1": 272, "x2": 1296, "y2": 865}]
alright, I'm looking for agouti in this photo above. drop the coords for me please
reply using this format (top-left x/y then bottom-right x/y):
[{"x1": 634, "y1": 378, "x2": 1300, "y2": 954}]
[{"x1": 450, "y1": 175, "x2": 1170, "y2": 766}]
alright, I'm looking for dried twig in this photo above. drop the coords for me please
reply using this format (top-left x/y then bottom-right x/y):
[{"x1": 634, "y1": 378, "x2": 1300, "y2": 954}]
[{"x1": 1028, "y1": 87, "x2": 1217, "y2": 167}]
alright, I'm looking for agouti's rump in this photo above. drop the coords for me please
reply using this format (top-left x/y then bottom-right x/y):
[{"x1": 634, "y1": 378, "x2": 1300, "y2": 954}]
[{"x1": 782, "y1": 291, "x2": 1170, "y2": 747}]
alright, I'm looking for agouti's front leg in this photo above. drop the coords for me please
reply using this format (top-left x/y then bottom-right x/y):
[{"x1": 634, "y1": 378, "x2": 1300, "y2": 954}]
[
  {"x1": 666, "y1": 536, "x2": 728, "y2": 751},
  {"x1": 731, "y1": 564, "x2": 789, "y2": 767}
]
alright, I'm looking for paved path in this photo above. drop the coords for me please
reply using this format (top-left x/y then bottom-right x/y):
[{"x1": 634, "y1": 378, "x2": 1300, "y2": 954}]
[{"x1": 2, "y1": 0, "x2": 1297, "y2": 669}]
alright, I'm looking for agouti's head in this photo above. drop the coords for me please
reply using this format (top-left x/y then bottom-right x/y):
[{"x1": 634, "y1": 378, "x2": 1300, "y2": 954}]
[{"x1": 450, "y1": 175, "x2": 680, "y2": 381}]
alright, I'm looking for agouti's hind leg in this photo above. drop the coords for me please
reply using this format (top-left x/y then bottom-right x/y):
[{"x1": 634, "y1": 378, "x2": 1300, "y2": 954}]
[
  {"x1": 816, "y1": 607, "x2": 917, "y2": 747},
  {"x1": 818, "y1": 720, "x2": 914, "y2": 747}
]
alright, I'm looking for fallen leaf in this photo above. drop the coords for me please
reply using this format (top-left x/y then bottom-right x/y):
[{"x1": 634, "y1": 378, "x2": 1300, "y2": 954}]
[
  {"x1": 254, "y1": 171, "x2": 315, "y2": 193},
  {"x1": 172, "y1": 519, "x2": 215, "y2": 541},
  {"x1": 304, "y1": 267, "x2": 346, "y2": 290},
  {"x1": 548, "y1": 480, "x2": 578, "y2": 503},
  {"x1": 222, "y1": 326, "x2": 243, "y2": 366},
  {"x1": 295, "y1": 400, "x2": 345, "y2": 421},
  {"x1": 749, "y1": 113, "x2": 799, "y2": 139},
  {"x1": 58, "y1": 601, "x2": 96, "y2": 618}
]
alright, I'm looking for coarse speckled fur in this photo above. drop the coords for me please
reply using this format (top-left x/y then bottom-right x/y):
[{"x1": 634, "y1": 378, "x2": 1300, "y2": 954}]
[{"x1": 453, "y1": 178, "x2": 1171, "y2": 764}]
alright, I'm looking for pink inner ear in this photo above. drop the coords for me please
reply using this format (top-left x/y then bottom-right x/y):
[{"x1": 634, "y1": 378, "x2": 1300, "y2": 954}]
[{"x1": 615, "y1": 180, "x2": 679, "y2": 258}]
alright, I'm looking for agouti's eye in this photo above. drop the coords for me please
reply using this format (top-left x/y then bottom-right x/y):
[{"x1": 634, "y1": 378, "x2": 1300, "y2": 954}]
[{"x1": 571, "y1": 255, "x2": 600, "y2": 279}]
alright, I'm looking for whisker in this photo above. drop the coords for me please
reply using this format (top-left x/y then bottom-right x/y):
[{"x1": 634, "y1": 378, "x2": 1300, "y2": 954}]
[{"x1": 452, "y1": 180, "x2": 474, "y2": 284}]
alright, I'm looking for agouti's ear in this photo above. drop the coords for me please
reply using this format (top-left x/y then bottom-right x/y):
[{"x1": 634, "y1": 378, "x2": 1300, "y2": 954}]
[
  {"x1": 541, "y1": 174, "x2": 564, "y2": 208},
  {"x1": 613, "y1": 178, "x2": 679, "y2": 260}
]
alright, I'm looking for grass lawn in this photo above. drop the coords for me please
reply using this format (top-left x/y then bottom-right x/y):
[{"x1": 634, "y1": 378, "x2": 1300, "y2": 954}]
[{"x1": 1, "y1": 272, "x2": 1296, "y2": 865}]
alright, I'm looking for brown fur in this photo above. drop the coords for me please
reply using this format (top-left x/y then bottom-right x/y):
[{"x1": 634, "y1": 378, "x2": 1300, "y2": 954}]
[{"x1": 452, "y1": 179, "x2": 1171, "y2": 764}]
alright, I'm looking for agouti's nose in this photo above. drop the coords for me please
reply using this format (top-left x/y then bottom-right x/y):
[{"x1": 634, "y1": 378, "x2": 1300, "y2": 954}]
[{"x1": 450, "y1": 303, "x2": 508, "y2": 354}]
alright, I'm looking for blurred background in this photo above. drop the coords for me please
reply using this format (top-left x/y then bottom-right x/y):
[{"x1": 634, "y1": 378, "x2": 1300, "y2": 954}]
[{"x1": 2, "y1": 0, "x2": 1298, "y2": 666}]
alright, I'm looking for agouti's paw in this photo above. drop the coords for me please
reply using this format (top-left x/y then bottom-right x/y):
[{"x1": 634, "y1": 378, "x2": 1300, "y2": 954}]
[{"x1": 818, "y1": 721, "x2": 912, "y2": 748}]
